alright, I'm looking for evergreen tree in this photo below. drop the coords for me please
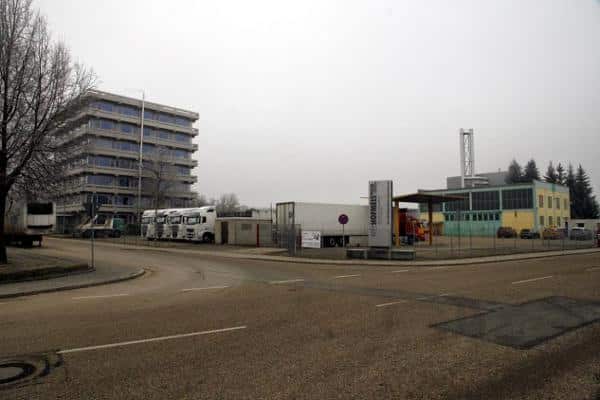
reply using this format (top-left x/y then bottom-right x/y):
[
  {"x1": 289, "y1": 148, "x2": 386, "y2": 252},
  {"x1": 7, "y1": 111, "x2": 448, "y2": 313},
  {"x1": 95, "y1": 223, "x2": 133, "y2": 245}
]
[
  {"x1": 506, "y1": 159, "x2": 523, "y2": 184},
  {"x1": 566, "y1": 163, "x2": 576, "y2": 216},
  {"x1": 523, "y1": 159, "x2": 540, "y2": 182},
  {"x1": 572, "y1": 165, "x2": 599, "y2": 218},
  {"x1": 543, "y1": 161, "x2": 558, "y2": 183},
  {"x1": 556, "y1": 162, "x2": 566, "y2": 185}
]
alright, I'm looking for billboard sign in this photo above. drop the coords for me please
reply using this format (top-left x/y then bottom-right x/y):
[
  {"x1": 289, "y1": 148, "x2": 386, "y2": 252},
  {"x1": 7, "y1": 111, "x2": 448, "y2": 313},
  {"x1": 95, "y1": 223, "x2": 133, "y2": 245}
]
[
  {"x1": 368, "y1": 180, "x2": 393, "y2": 248},
  {"x1": 301, "y1": 230, "x2": 322, "y2": 248}
]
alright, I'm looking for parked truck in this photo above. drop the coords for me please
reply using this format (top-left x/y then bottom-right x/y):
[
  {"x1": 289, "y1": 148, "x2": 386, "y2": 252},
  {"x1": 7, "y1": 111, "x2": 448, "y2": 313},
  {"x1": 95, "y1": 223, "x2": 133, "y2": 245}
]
[
  {"x1": 4, "y1": 200, "x2": 56, "y2": 247},
  {"x1": 275, "y1": 202, "x2": 368, "y2": 247}
]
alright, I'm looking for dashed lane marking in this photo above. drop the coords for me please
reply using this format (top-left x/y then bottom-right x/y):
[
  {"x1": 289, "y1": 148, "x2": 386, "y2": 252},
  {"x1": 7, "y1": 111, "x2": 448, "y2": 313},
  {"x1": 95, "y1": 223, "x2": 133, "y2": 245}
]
[
  {"x1": 511, "y1": 276, "x2": 553, "y2": 285},
  {"x1": 375, "y1": 300, "x2": 408, "y2": 308},
  {"x1": 72, "y1": 294, "x2": 129, "y2": 300},
  {"x1": 391, "y1": 269, "x2": 409, "y2": 273},
  {"x1": 57, "y1": 326, "x2": 247, "y2": 354},
  {"x1": 269, "y1": 279, "x2": 304, "y2": 285},
  {"x1": 180, "y1": 286, "x2": 230, "y2": 292},
  {"x1": 333, "y1": 274, "x2": 361, "y2": 279}
]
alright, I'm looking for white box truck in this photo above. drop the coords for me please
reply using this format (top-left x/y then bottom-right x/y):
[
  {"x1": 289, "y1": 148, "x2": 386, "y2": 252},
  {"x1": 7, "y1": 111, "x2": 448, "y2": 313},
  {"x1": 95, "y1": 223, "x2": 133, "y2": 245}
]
[
  {"x1": 275, "y1": 202, "x2": 368, "y2": 247},
  {"x1": 4, "y1": 200, "x2": 56, "y2": 247}
]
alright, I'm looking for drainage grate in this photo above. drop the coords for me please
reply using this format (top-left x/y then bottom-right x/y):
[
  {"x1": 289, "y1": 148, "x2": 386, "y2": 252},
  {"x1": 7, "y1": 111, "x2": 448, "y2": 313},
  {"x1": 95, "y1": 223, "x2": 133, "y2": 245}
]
[
  {"x1": 0, "y1": 353, "x2": 62, "y2": 390},
  {"x1": 433, "y1": 296, "x2": 600, "y2": 349}
]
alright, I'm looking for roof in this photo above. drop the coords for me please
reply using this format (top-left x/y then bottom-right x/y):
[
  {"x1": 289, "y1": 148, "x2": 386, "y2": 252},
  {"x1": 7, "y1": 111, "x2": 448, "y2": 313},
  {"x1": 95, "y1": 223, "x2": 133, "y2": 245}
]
[{"x1": 392, "y1": 192, "x2": 466, "y2": 204}]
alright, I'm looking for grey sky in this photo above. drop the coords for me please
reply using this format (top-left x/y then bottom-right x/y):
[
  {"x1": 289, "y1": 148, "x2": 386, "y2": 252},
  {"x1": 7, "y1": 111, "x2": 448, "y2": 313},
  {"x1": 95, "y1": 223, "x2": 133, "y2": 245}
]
[{"x1": 36, "y1": 0, "x2": 600, "y2": 207}]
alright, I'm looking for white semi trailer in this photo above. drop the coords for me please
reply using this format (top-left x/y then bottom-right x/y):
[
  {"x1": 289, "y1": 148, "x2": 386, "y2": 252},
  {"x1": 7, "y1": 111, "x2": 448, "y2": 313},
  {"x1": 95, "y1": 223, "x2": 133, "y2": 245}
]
[
  {"x1": 4, "y1": 200, "x2": 56, "y2": 247},
  {"x1": 275, "y1": 202, "x2": 368, "y2": 247}
]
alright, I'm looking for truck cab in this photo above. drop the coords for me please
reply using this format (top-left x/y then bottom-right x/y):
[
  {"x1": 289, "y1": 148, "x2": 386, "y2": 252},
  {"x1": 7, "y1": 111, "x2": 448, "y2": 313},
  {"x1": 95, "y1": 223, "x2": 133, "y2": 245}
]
[
  {"x1": 141, "y1": 210, "x2": 156, "y2": 238},
  {"x1": 183, "y1": 206, "x2": 216, "y2": 243},
  {"x1": 146, "y1": 209, "x2": 169, "y2": 240},
  {"x1": 165, "y1": 209, "x2": 185, "y2": 240}
]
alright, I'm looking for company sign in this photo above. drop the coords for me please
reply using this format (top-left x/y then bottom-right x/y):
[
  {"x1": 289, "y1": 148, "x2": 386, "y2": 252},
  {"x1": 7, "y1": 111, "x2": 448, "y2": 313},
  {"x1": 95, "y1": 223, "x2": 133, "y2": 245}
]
[
  {"x1": 368, "y1": 180, "x2": 393, "y2": 248},
  {"x1": 301, "y1": 230, "x2": 322, "y2": 249}
]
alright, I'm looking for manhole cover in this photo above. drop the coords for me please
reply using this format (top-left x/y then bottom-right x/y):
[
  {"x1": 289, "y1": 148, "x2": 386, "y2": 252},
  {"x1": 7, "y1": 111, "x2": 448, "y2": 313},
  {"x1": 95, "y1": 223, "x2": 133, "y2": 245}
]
[
  {"x1": 0, "y1": 353, "x2": 62, "y2": 390},
  {"x1": 433, "y1": 296, "x2": 600, "y2": 349}
]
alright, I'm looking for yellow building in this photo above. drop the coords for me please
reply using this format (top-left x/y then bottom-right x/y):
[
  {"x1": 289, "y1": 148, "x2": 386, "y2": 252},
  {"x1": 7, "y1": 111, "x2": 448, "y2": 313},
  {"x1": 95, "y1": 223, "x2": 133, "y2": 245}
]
[{"x1": 424, "y1": 180, "x2": 570, "y2": 236}]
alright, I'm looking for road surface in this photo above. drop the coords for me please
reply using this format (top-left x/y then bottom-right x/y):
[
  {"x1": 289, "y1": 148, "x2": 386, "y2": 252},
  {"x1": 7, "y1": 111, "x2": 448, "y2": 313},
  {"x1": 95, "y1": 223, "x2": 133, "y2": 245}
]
[{"x1": 1, "y1": 237, "x2": 600, "y2": 399}]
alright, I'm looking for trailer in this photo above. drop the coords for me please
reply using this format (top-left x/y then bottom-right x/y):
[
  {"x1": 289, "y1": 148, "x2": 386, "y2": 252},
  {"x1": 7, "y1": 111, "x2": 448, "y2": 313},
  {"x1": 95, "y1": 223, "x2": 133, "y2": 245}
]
[
  {"x1": 275, "y1": 202, "x2": 368, "y2": 247},
  {"x1": 4, "y1": 200, "x2": 56, "y2": 247}
]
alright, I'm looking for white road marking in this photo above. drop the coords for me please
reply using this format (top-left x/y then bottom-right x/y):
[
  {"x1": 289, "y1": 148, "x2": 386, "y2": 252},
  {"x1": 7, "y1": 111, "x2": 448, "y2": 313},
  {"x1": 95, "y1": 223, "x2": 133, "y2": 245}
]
[
  {"x1": 426, "y1": 266, "x2": 448, "y2": 270},
  {"x1": 72, "y1": 293, "x2": 129, "y2": 300},
  {"x1": 57, "y1": 326, "x2": 247, "y2": 354},
  {"x1": 375, "y1": 300, "x2": 407, "y2": 308},
  {"x1": 269, "y1": 279, "x2": 304, "y2": 285},
  {"x1": 333, "y1": 274, "x2": 360, "y2": 279},
  {"x1": 586, "y1": 267, "x2": 600, "y2": 272},
  {"x1": 511, "y1": 276, "x2": 553, "y2": 285},
  {"x1": 391, "y1": 269, "x2": 409, "y2": 273},
  {"x1": 180, "y1": 286, "x2": 230, "y2": 292},
  {"x1": 438, "y1": 293, "x2": 454, "y2": 297},
  {"x1": 416, "y1": 296, "x2": 429, "y2": 301}
]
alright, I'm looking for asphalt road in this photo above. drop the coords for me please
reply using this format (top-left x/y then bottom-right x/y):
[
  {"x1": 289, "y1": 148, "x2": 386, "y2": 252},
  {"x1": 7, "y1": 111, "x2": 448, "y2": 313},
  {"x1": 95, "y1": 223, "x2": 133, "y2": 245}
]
[{"x1": 1, "y1": 237, "x2": 600, "y2": 399}]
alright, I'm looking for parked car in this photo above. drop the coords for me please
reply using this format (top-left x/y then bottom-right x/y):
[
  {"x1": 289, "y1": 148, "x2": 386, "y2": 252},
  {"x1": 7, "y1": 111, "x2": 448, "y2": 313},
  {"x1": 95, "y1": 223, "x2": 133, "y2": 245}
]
[
  {"x1": 569, "y1": 227, "x2": 593, "y2": 240},
  {"x1": 497, "y1": 226, "x2": 517, "y2": 238},
  {"x1": 519, "y1": 229, "x2": 540, "y2": 239},
  {"x1": 542, "y1": 227, "x2": 562, "y2": 240}
]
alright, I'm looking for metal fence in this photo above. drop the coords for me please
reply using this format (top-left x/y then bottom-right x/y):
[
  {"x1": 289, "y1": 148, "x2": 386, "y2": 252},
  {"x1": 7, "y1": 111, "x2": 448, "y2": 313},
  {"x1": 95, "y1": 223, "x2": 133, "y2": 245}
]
[{"x1": 272, "y1": 224, "x2": 301, "y2": 256}]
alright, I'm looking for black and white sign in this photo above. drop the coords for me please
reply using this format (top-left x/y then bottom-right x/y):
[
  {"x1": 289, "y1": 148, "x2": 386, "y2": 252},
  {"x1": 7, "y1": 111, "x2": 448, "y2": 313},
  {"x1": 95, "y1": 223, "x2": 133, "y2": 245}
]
[
  {"x1": 301, "y1": 230, "x2": 322, "y2": 248},
  {"x1": 368, "y1": 180, "x2": 393, "y2": 248}
]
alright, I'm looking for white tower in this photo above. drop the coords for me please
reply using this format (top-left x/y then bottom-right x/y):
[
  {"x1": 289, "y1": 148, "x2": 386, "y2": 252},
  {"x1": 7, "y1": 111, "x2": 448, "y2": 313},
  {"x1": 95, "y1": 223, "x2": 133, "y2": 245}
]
[{"x1": 459, "y1": 128, "x2": 475, "y2": 188}]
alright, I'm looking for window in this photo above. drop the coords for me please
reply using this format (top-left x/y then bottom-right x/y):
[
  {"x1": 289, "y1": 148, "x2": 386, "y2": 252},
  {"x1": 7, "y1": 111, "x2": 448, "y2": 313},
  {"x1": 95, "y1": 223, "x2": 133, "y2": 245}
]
[
  {"x1": 201, "y1": 216, "x2": 207, "y2": 224},
  {"x1": 557, "y1": 217, "x2": 561, "y2": 227},
  {"x1": 174, "y1": 117, "x2": 191, "y2": 127},
  {"x1": 115, "y1": 195, "x2": 132, "y2": 206},
  {"x1": 144, "y1": 110, "x2": 156, "y2": 120},
  {"x1": 483, "y1": 213, "x2": 488, "y2": 221},
  {"x1": 548, "y1": 196, "x2": 552, "y2": 208},
  {"x1": 143, "y1": 127, "x2": 154, "y2": 137},
  {"x1": 117, "y1": 159, "x2": 135, "y2": 169},
  {"x1": 177, "y1": 167, "x2": 191, "y2": 176},
  {"x1": 472, "y1": 191, "x2": 500, "y2": 210},
  {"x1": 564, "y1": 199, "x2": 568, "y2": 210},
  {"x1": 158, "y1": 113, "x2": 175, "y2": 124},
  {"x1": 172, "y1": 149, "x2": 189, "y2": 159},
  {"x1": 495, "y1": 213, "x2": 500, "y2": 221},
  {"x1": 92, "y1": 156, "x2": 114, "y2": 167},
  {"x1": 94, "y1": 138, "x2": 113, "y2": 148},
  {"x1": 445, "y1": 195, "x2": 469, "y2": 212},
  {"x1": 94, "y1": 101, "x2": 114, "y2": 112},
  {"x1": 158, "y1": 130, "x2": 170, "y2": 140},
  {"x1": 119, "y1": 123, "x2": 137, "y2": 134},
  {"x1": 100, "y1": 119, "x2": 115, "y2": 130},
  {"x1": 118, "y1": 105, "x2": 138, "y2": 117},
  {"x1": 502, "y1": 189, "x2": 533, "y2": 209},
  {"x1": 549, "y1": 216, "x2": 553, "y2": 226},
  {"x1": 96, "y1": 194, "x2": 112, "y2": 205},
  {"x1": 555, "y1": 198, "x2": 560, "y2": 209},
  {"x1": 88, "y1": 174, "x2": 114, "y2": 186},
  {"x1": 540, "y1": 216, "x2": 544, "y2": 226},
  {"x1": 464, "y1": 214, "x2": 470, "y2": 221},
  {"x1": 27, "y1": 203, "x2": 53, "y2": 215},
  {"x1": 538, "y1": 195, "x2": 544, "y2": 208},
  {"x1": 117, "y1": 176, "x2": 132, "y2": 187},
  {"x1": 117, "y1": 141, "x2": 138, "y2": 152},
  {"x1": 143, "y1": 143, "x2": 155, "y2": 154}
]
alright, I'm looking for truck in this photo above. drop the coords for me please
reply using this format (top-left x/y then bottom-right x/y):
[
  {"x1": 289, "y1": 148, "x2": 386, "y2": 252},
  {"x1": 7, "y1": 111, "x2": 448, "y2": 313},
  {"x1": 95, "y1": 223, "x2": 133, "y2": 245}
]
[
  {"x1": 182, "y1": 206, "x2": 216, "y2": 243},
  {"x1": 4, "y1": 200, "x2": 56, "y2": 247},
  {"x1": 72, "y1": 215, "x2": 124, "y2": 238},
  {"x1": 141, "y1": 210, "x2": 156, "y2": 238},
  {"x1": 164, "y1": 209, "x2": 185, "y2": 240},
  {"x1": 275, "y1": 202, "x2": 368, "y2": 247}
]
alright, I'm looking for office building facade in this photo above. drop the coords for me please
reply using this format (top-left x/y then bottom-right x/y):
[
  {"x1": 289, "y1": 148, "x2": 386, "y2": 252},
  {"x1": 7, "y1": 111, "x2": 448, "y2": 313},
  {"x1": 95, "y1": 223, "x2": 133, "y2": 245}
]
[{"x1": 55, "y1": 90, "x2": 198, "y2": 231}]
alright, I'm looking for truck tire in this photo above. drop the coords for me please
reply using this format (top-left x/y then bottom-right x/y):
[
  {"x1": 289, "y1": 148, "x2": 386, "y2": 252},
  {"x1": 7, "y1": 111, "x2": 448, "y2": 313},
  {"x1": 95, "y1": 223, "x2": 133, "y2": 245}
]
[{"x1": 202, "y1": 232, "x2": 214, "y2": 243}]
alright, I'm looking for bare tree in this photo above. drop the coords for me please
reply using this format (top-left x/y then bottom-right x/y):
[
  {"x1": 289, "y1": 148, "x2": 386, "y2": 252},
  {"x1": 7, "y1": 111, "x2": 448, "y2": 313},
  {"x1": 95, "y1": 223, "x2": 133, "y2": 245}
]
[
  {"x1": 0, "y1": 0, "x2": 95, "y2": 264},
  {"x1": 144, "y1": 145, "x2": 178, "y2": 212},
  {"x1": 190, "y1": 193, "x2": 209, "y2": 207},
  {"x1": 215, "y1": 193, "x2": 240, "y2": 214}
]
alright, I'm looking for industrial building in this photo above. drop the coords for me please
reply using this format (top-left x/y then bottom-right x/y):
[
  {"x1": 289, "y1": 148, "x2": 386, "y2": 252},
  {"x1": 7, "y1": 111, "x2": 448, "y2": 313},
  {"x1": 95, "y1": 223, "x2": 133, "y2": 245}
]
[
  {"x1": 55, "y1": 90, "x2": 199, "y2": 232},
  {"x1": 419, "y1": 129, "x2": 571, "y2": 236}
]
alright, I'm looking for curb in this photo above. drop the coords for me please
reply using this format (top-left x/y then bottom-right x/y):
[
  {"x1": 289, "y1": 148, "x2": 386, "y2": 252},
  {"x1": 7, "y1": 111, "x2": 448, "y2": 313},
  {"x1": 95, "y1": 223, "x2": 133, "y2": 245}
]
[
  {"x1": 0, "y1": 264, "x2": 92, "y2": 284},
  {"x1": 0, "y1": 268, "x2": 146, "y2": 300}
]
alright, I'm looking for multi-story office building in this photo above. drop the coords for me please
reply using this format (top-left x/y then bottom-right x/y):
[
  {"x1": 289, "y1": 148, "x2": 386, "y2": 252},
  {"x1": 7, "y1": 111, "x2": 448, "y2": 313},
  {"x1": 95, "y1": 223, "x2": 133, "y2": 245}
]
[{"x1": 55, "y1": 90, "x2": 198, "y2": 231}]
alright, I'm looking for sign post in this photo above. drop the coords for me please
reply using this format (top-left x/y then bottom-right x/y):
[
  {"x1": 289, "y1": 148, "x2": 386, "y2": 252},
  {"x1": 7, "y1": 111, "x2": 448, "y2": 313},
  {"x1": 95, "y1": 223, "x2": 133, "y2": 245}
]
[{"x1": 338, "y1": 214, "x2": 349, "y2": 247}]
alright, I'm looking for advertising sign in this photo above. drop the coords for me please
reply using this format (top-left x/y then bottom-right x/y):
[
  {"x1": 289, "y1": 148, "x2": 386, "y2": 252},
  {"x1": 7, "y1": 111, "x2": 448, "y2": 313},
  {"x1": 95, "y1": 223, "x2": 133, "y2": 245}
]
[
  {"x1": 368, "y1": 180, "x2": 393, "y2": 248},
  {"x1": 301, "y1": 230, "x2": 322, "y2": 248}
]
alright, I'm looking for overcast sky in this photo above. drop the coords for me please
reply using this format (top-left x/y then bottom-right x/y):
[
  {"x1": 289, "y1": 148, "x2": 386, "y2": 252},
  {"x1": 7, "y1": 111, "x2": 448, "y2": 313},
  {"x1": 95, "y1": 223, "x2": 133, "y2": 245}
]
[{"x1": 36, "y1": 0, "x2": 600, "y2": 207}]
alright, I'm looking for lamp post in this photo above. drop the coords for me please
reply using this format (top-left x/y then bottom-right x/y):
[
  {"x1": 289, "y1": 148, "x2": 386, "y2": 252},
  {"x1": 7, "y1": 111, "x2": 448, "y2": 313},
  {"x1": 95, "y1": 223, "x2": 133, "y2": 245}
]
[{"x1": 137, "y1": 91, "x2": 145, "y2": 238}]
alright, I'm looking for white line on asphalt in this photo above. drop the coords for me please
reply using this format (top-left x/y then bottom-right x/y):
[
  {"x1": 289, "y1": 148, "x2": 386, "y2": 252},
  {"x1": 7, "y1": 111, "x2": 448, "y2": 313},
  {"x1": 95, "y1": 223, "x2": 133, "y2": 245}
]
[
  {"x1": 72, "y1": 294, "x2": 129, "y2": 300},
  {"x1": 333, "y1": 274, "x2": 360, "y2": 279},
  {"x1": 438, "y1": 293, "x2": 454, "y2": 297},
  {"x1": 586, "y1": 267, "x2": 600, "y2": 272},
  {"x1": 57, "y1": 326, "x2": 247, "y2": 355},
  {"x1": 180, "y1": 286, "x2": 230, "y2": 292},
  {"x1": 416, "y1": 296, "x2": 429, "y2": 301},
  {"x1": 391, "y1": 269, "x2": 409, "y2": 273},
  {"x1": 375, "y1": 300, "x2": 407, "y2": 308},
  {"x1": 269, "y1": 279, "x2": 304, "y2": 285},
  {"x1": 511, "y1": 276, "x2": 553, "y2": 285},
  {"x1": 426, "y1": 266, "x2": 448, "y2": 270}
]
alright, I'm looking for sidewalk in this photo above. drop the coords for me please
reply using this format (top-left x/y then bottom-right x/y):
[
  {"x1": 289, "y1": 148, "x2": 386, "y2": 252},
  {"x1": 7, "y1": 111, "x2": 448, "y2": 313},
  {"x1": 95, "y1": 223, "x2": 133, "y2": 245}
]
[{"x1": 0, "y1": 248, "x2": 144, "y2": 299}]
